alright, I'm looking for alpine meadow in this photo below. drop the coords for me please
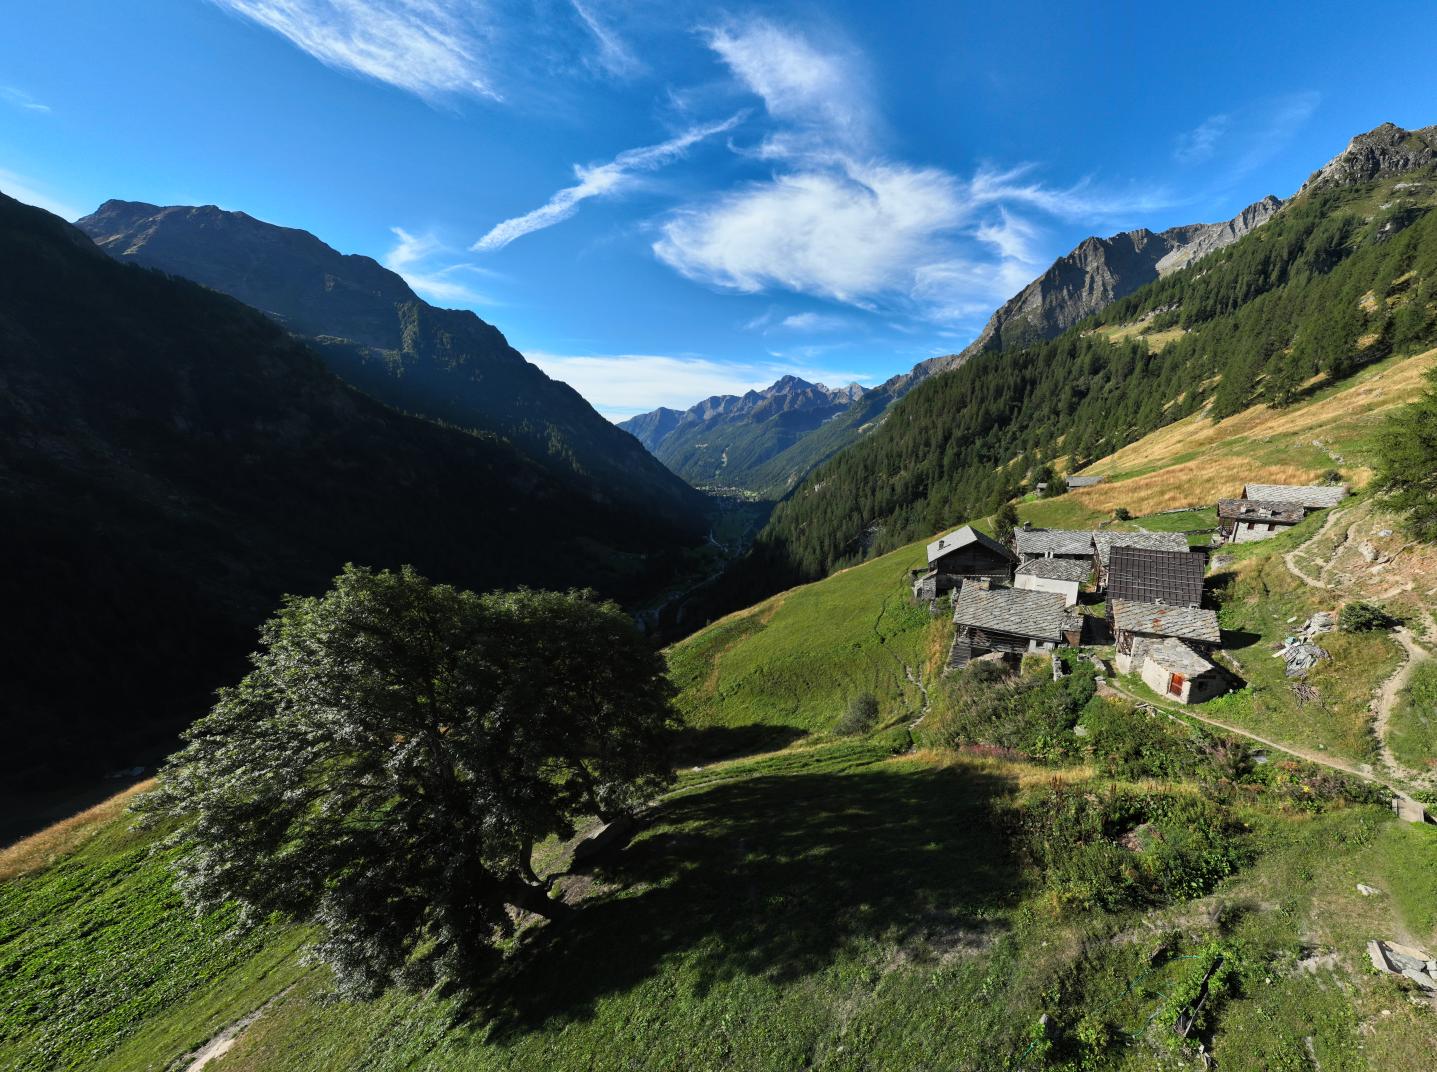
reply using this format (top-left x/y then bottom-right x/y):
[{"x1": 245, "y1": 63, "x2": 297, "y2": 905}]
[{"x1": 4, "y1": 6, "x2": 1437, "y2": 1072}]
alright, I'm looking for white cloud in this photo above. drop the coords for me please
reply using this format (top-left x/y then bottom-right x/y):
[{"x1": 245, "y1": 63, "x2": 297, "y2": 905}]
[
  {"x1": 651, "y1": 17, "x2": 1174, "y2": 327},
  {"x1": 383, "y1": 226, "x2": 495, "y2": 305},
  {"x1": 209, "y1": 0, "x2": 500, "y2": 100},
  {"x1": 778, "y1": 312, "x2": 850, "y2": 332},
  {"x1": 472, "y1": 113, "x2": 744, "y2": 251},
  {"x1": 0, "y1": 168, "x2": 82, "y2": 220},
  {"x1": 655, "y1": 160, "x2": 965, "y2": 304},
  {"x1": 570, "y1": 0, "x2": 641, "y2": 78},
  {"x1": 1, "y1": 86, "x2": 50, "y2": 113},
  {"x1": 1174, "y1": 114, "x2": 1230, "y2": 164},
  {"x1": 525, "y1": 351, "x2": 873, "y2": 420},
  {"x1": 705, "y1": 17, "x2": 871, "y2": 152}
]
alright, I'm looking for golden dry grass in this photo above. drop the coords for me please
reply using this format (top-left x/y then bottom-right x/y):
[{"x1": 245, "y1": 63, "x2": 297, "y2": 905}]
[
  {"x1": 0, "y1": 778, "x2": 153, "y2": 883},
  {"x1": 1067, "y1": 348, "x2": 1437, "y2": 516}
]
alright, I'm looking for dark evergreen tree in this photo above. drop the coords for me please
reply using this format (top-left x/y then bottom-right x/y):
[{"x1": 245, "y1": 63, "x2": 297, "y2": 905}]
[{"x1": 1373, "y1": 364, "x2": 1437, "y2": 542}]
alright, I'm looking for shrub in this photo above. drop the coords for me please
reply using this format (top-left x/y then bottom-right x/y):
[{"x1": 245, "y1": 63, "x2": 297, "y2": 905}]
[
  {"x1": 1113, "y1": 507, "x2": 1133, "y2": 521},
  {"x1": 1320, "y1": 468, "x2": 1344, "y2": 485},
  {"x1": 926, "y1": 660, "x2": 1096, "y2": 761},
  {"x1": 835, "y1": 692, "x2": 880, "y2": 735},
  {"x1": 1339, "y1": 600, "x2": 1396, "y2": 632}
]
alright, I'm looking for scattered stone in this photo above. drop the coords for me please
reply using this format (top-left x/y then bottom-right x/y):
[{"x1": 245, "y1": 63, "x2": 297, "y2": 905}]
[
  {"x1": 1378, "y1": 529, "x2": 1393, "y2": 538},
  {"x1": 1357, "y1": 883, "x2": 1382, "y2": 896},
  {"x1": 1286, "y1": 615, "x2": 1299, "y2": 624},
  {"x1": 1369, "y1": 940, "x2": 1437, "y2": 990},
  {"x1": 1277, "y1": 641, "x2": 1330, "y2": 677},
  {"x1": 1359, "y1": 541, "x2": 1391, "y2": 564},
  {"x1": 1393, "y1": 794, "x2": 1431, "y2": 824},
  {"x1": 1073, "y1": 724, "x2": 1089, "y2": 737}
]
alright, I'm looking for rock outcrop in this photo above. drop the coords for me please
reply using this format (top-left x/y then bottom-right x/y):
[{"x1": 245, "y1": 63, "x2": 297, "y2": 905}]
[{"x1": 1299, "y1": 121, "x2": 1437, "y2": 196}]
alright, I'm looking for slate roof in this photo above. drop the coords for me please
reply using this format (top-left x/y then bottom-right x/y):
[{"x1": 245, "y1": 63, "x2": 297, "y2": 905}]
[
  {"x1": 1016, "y1": 558, "x2": 1091, "y2": 582},
  {"x1": 1110, "y1": 599, "x2": 1222, "y2": 644},
  {"x1": 1014, "y1": 528, "x2": 1096, "y2": 557},
  {"x1": 953, "y1": 583, "x2": 1067, "y2": 641},
  {"x1": 1092, "y1": 530, "x2": 1189, "y2": 566},
  {"x1": 1106, "y1": 547, "x2": 1206, "y2": 607},
  {"x1": 1218, "y1": 498, "x2": 1306, "y2": 524},
  {"x1": 1064, "y1": 475, "x2": 1106, "y2": 488},
  {"x1": 1143, "y1": 637, "x2": 1217, "y2": 677},
  {"x1": 926, "y1": 524, "x2": 1018, "y2": 565},
  {"x1": 1242, "y1": 484, "x2": 1347, "y2": 509}
]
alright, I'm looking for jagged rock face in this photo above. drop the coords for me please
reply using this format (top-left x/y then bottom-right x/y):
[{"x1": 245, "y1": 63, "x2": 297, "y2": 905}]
[
  {"x1": 1300, "y1": 122, "x2": 1437, "y2": 195},
  {"x1": 75, "y1": 200, "x2": 706, "y2": 532},
  {"x1": 934, "y1": 194, "x2": 1284, "y2": 372}
]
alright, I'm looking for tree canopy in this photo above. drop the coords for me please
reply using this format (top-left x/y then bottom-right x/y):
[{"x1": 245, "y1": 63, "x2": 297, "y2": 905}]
[
  {"x1": 136, "y1": 565, "x2": 677, "y2": 997},
  {"x1": 1374, "y1": 363, "x2": 1437, "y2": 541}
]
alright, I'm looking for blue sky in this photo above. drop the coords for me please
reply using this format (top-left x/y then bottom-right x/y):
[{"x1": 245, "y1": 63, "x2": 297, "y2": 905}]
[{"x1": 4, "y1": 2, "x2": 1437, "y2": 419}]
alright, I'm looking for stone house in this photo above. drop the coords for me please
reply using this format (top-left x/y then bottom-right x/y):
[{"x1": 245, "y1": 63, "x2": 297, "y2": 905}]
[
  {"x1": 1106, "y1": 546, "x2": 1206, "y2": 607},
  {"x1": 1014, "y1": 527, "x2": 1096, "y2": 564},
  {"x1": 1140, "y1": 637, "x2": 1228, "y2": 704},
  {"x1": 950, "y1": 580, "x2": 1074, "y2": 669},
  {"x1": 1091, "y1": 531, "x2": 1190, "y2": 590},
  {"x1": 1109, "y1": 599, "x2": 1222, "y2": 674},
  {"x1": 1217, "y1": 499, "x2": 1306, "y2": 542},
  {"x1": 913, "y1": 525, "x2": 1017, "y2": 602},
  {"x1": 1013, "y1": 557, "x2": 1089, "y2": 605},
  {"x1": 1064, "y1": 475, "x2": 1106, "y2": 489}
]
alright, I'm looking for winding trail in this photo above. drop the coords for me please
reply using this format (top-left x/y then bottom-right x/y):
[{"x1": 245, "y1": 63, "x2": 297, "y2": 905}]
[
  {"x1": 1371, "y1": 627, "x2": 1431, "y2": 779},
  {"x1": 1281, "y1": 506, "x2": 1348, "y2": 589}
]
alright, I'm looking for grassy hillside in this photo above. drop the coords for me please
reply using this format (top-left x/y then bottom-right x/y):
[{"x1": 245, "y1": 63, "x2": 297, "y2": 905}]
[{"x1": 758, "y1": 169, "x2": 1437, "y2": 580}]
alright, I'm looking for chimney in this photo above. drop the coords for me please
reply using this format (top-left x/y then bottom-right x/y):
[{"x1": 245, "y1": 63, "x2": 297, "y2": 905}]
[
  {"x1": 1021, "y1": 521, "x2": 1033, "y2": 530},
  {"x1": 974, "y1": 577, "x2": 991, "y2": 591}
]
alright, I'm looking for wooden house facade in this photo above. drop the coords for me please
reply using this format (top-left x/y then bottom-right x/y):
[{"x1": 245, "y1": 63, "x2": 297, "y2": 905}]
[{"x1": 914, "y1": 525, "x2": 1016, "y2": 602}]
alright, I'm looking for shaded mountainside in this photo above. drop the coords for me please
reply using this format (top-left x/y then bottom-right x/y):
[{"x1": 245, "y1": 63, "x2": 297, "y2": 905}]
[
  {"x1": 619, "y1": 375, "x2": 872, "y2": 496},
  {"x1": 75, "y1": 200, "x2": 706, "y2": 534},
  {"x1": 0, "y1": 193, "x2": 696, "y2": 789},
  {"x1": 752, "y1": 123, "x2": 1437, "y2": 580}
]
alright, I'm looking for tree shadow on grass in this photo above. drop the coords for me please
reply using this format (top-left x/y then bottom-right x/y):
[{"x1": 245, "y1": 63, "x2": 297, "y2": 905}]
[
  {"x1": 670, "y1": 723, "x2": 808, "y2": 765},
  {"x1": 472, "y1": 758, "x2": 1022, "y2": 1040}
]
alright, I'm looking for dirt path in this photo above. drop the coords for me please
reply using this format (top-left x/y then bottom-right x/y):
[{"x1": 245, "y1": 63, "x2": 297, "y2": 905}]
[
  {"x1": 1282, "y1": 506, "x2": 1348, "y2": 589},
  {"x1": 1371, "y1": 626, "x2": 1431, "y2": 780},
  {"x1": 181, "y1": 989, "x2": 290, "y2": 1072},
  {"x1": 904, "y1": 664, "x2": 931, "y2": 732}
]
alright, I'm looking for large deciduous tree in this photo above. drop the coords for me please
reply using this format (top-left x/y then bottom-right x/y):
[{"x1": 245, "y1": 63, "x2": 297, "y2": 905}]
[
  {"x1": 1374, "y1": 364, "x2": 1437, "y2": 542},
  {"x1": 136, "y1": 565, "x2": 677, "y2": 997}
]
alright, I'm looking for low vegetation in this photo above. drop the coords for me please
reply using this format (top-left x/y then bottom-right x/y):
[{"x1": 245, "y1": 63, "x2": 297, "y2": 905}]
[{"x1": 1390, "y1": 660, "x2": 1437, "y2": 770}]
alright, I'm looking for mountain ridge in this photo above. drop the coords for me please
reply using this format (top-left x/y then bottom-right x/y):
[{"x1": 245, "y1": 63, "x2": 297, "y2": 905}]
[{"x1": 75, "y1": 199, "x2": 707, "y2": 534}]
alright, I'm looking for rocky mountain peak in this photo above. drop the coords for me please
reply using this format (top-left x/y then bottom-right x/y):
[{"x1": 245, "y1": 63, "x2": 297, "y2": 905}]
[{"x1": 1300, "y1": 122, "x2": 1437, "y2": 196}]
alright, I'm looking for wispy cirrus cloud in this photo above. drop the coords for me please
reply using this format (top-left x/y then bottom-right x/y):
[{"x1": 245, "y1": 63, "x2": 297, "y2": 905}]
[
  {"x1": 651, "y1": 17, "x2": 1172, "y2": 327},
  {"x1": 1174, "y1": 114, "x2": 1231, "y2": 164},
  {"x1": 570, "y1": 0, "x2": 641, "y2": 78},
  {"x1": 383, "y1": 226, "x2": 497, "y2": 305},
  {"x1": 526, "y1": 350, "x2": 874, "y2": 420},
  {"x1": 471, "y1": 112, "x2": 744, "y2": 251},
  {"x1": 1, "y1": 86, "x2": 50, "y2": 113},
  {"x1": 209, "y1": 0, "x2": 500, "y2": 100}
]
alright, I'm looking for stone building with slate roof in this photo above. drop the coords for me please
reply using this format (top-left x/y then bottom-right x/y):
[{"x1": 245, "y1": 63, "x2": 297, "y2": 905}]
[
  {"x1": 1014, "y1": 527, "x2": 1096, "y2": 564},
  {"x1": 949, "y1": 580, "x2": 1070, "y2": 669},
  {"x1": 913, "y1": 525, "x2": 1017, "y2": 602},
  {"x1": 1109, "y1": 598, "x2": 1222, "y2": 673},
  {"x1": 1213, "y1": 484, "x2": 1345, "y2": 544},
  {"x1": 1014, "y1": 557, "x2": 1090, "y2": 604},
  {"x1": 1106, "y1": 547, "x2": 1206, "y2": 607},
  {"x1": 1064, "y1": 475, "x2": 1106, "y2": 488},
  {"x1": 1242, "y1": 483, "x2": 1347, "y2": 509},
  {"x1": 1091, "y1": 530, "x2": 1190, "y2": 590},
  {"x1": 1140, "y1": 638, "x2": 1228, "y2": 704}
]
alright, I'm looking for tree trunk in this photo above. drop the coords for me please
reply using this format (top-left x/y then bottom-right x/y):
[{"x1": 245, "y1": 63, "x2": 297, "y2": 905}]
[{"x1": 505, "y1": 877, "x2": 571, "y2": 921}]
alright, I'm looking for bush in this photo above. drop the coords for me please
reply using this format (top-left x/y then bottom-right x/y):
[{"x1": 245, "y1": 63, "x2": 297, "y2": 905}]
[
  {"x1": 926, "y1": 660, "x2": 1096, "y2": 761},
  {"x1": 835, "y1": 692, "x2": 880, "y2": 735},
  {"x1": 1320, "y1": 468, "x2": 1344, "y2": 485},
  {"x1": 1113, "y1": 507, "x2": 1133, "y2": 521},
  {"x1": 1339, "y1": 600, "x2": 1396, "y2": 632}
]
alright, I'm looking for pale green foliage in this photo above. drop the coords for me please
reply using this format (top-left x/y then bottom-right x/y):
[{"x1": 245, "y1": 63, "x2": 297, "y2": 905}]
[{"x1": 135, "y1": 565, "x2": 677, "y2": 998}]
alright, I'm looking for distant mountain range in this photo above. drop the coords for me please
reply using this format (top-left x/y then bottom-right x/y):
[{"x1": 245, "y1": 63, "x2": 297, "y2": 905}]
[
  {"x1": 75, "y1": 199, "x2": 706, "y2": 532},
  {"x1": 623, "y1": 192, "x2": 1288, "y2": 498},
  {"x1": 0, "y1": 193, "x2": 704, "y2": 790}
]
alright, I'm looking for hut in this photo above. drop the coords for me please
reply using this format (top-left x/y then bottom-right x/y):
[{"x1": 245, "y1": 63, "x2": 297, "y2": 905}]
[
  {"x1": 913, "y1": 525, "x2": 1017, "y2": 602},
  {"x1": 1106, "y1": 546, "x2": 1206, "y2": 608},
  {"x1": 1217, "y1": 498, "x2": 1308, "y2": 543},
  {"x1": 1140, "y1": 638, "x2": 1228, "y2": 703},
  {"x1": 950, "y1": 580, "x2": 1070, "y2": 669},
  {"x1": 1110, "y1": 599, "x2": 1222, "y2": 674},
  {"x1": 1014, "y1": 557, "x2": 1089, "y2": 604},
  {"x1": 1091, "y1": 531, "x2": 1190, "y2": 590},
  {"x1": 1014, "y1": 527, "x2": 1096, "y2": 564}
]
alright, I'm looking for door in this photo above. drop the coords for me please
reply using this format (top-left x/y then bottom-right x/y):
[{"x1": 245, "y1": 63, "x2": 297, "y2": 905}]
[{"x1": 1168, "y1": 673, "x2": 1185, "y2": 697}]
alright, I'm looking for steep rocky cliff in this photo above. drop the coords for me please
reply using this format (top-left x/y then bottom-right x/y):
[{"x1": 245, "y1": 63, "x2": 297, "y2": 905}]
[{"x1": 1299, "y1": 121, "x2": 1437, "y2": 194}]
